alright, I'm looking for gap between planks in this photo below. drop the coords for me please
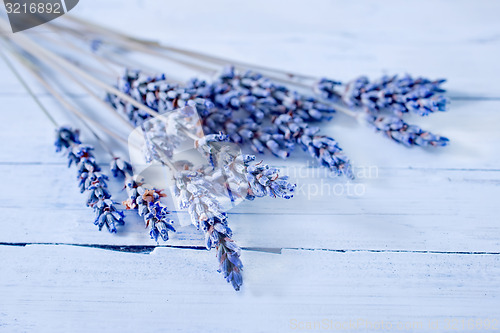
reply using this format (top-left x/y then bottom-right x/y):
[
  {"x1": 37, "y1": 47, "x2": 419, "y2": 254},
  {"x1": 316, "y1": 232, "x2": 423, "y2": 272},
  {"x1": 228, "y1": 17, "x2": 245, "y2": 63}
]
[{"x1": 1, "y1": 242, "x2": 499, "y2": 256}]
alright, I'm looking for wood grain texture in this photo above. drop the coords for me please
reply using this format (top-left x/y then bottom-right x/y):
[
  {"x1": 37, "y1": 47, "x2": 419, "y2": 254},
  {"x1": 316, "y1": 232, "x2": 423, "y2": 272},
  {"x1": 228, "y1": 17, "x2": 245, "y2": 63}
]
[
  {"x1": 1, "y1": 245, "x2": 499, "y2": 333},
  {"x1": 0, "y1": 165, "x2": 499, "y2": 253},
  {"x1": 1, "y1": 0, "x2": 500, "y2": 332}
]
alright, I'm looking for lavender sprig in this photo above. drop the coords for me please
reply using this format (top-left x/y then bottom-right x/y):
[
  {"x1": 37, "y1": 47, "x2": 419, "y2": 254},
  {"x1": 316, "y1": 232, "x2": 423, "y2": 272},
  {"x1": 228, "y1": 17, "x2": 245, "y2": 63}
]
[
  {"x1": 55, "y1": 126, "x2": 125, "y2": 232},
  {"x1": 174, "y1": 168, "x2": 243, "y2": 290},
  {"x1": 206, "y1": 151, "x2": 296, "y2": 201},
  {"x1": 361, "y1": 114, "x2": 449, "y2": 147},
  {"x1": 316, "y1": 75, "x2": 448, "y2": 117},
  {"x1": 274, "y1": 114, "x2": 353, "y2": 178},
  {"x1": 111, "y1": 157, "x2": 176, "y2": 242}
]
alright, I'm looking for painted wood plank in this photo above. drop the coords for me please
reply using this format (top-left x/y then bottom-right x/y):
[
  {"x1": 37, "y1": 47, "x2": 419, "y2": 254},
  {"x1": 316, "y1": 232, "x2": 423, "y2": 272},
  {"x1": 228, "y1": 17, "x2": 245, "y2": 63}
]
[
  {"x1": 1, "y1": 245, "x2": 498, "y2": 332},
  {"x1": 1, "y1": 164, "x2": 498, "y2": 252},
  {"x1": 2, "y1": 164, "x2": 498, "y2": 216}
]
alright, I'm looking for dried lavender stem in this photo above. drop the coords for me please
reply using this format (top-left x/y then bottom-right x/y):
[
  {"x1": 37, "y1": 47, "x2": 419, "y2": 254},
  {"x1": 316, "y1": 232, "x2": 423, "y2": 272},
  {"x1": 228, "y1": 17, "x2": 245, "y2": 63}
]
[
  {"x1": 1, "y1": 25, "x2": 161, "y2": 120},
  {"x1": 0, "y1": 44, "x2": 59, "y2": 127},
  {"x1": 48, "y1": 21, "x2": 360, "y2": 122},
  {"x1": 45, "y1": 26, "x2": 184, "y2": 84},
  {"x1": 2, "y1": 42, "x2": 128, "y2": 233},
  {"x1": 26, "y1": 41, "x2": 137, "y2": 132},
  {"x1": 1, "y1": 42, "x2": 133, "y2": 158},
  {"x1": 16, "y1": 59, "x2": 127, "y2": 149},
  {"x1": 38, "y1": 31, "x2": 121, "y2": 79},
  {"x1": 58, "y1": 21, "x2": 218, "y2": 77},
  {"x1": 63, "y1": 15, "x2": 316, "y2": 82}
]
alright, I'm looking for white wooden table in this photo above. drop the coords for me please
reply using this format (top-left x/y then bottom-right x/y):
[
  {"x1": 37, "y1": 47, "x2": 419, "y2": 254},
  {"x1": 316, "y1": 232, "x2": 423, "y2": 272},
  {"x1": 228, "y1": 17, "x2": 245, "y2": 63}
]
[{"x1": 1, "y1": 1, "x2": 499, "y2": 332}]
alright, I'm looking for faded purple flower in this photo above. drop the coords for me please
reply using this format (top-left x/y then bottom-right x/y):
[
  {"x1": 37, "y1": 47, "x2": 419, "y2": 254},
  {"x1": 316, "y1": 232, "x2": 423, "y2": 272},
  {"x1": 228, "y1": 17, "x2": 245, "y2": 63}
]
[
  {"x1": 274, "y1": 114, "x2": 353, "y2": 178},
  {"x1": 361, "y1": 113, "x2": 449, "y2": 147},
  {"x1": 55, "y1": 126, "x2": 124, "y2": 233},
  {"x1": 316, "y1": 75, "x2": 448, "y2": 117}
]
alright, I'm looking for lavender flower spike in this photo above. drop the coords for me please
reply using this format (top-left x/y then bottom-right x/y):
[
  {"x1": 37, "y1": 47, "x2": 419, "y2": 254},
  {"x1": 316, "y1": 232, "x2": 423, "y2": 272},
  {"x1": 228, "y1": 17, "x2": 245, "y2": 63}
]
[
  {"x1": 361, "y1": 114, "x2": 449, "y2": 147},
  {"x1": 174, "y1": 167, "x2": 243, "y2": 290},
  {"x1": 205, "y1": 149, "x2": 296, "y2": 201},
  {"x1": 317, "y1": 75, "x2": 449, "y2": 117},
  {"x1": 245, "y1": 160, "x2": 296, "y2": 200},
  {"x1": 55, "y1": 127, "x2": 125, "y2": 233},
  {"x1": 273, "y1": 114, "x2": 354, "y2": 178},
  {"x1": 112, "y1": 156, "x2": 176, "y2": 242}
]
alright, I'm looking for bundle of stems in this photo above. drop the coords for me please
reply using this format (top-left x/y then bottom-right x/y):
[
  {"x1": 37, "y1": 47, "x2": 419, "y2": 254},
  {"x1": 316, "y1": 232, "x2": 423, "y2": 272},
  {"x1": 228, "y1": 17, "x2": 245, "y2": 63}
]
[
  {"x1": 59, "y1": 16, "x2": 451, "y2": 149},
  {"x1": 1, "y1": 20, "x2": 296, "y2": 290},
  {"x1": 52, "y1": 28, "x2": 357, "y2": 177},
  {"x1": 0, "y1": 13, "x2": 452, "y2": 289}
]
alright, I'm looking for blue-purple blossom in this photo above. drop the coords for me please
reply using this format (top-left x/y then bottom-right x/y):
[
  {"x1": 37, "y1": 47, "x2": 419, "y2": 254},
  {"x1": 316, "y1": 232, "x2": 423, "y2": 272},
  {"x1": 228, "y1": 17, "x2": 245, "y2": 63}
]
[
  {"x1": 55, "y1": 126, "x2": 81, "y2": 152},
  {"x1": 274, "y1": 114, "x2": 353, "y2": 178},
  {"x1": 215, "y1": 230, "x2": 243, "y2": 291},
  {"x1": 55, "y1": 126, "x2": 124, "y2": 233},
  {"x1": 111, "y1": 156, "x2": 176, "y2": 242},
  {"x1": 93, "y1": 199, "x2": 125, "y2": 233},
  {"x1": 195, "y1": 133, "x2": 230, "y2": 167},
  {"x1": 123, "y1": 180, "x2": 175, "y2": 242},
  {"x1": 107, "y1": 69, "x2": 214, "y2": 126},
  {"x1": 110, "y1": 157, "x2": 134, "y2": 178},
  {"x1": 244, "y1": 160, "x2": 296, "y2": 200},
  {"x1": 362, "y1": 114, "x2": 449, "y2": 147},
  {"x1": 317, "y1": 75, "x2": 448, "y2": 117},
  {"x1": 106, "y1": 69, "x2": 352, "y2": 174},
  {"x1": 141, "y1": 119, "x2": 182, "y2": 164},
  {"x1": 205, "y1": 150, "x2": 296, "y2": 201},
  {"x1": 213, "y1": 66, "x2": 336, "y2": 122},
  {"x1": 173, "y1": 167, "x2": 242, "y2": 290},
  {"x1": 201, "y1": 109, "x2": 294, "y2": 159}
]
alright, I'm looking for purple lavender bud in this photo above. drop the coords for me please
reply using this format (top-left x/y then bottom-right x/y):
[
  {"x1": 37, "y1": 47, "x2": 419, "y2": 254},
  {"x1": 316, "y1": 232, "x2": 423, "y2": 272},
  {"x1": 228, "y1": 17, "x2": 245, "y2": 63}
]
[
  {"x1": 173, "y1": 168, "x2": 243, "y2": 290},
  {"x1": 110, "y1": 158, "x2": 134, "y2": 178},
  {"x1": 93, "y1": 199, "x2": 125, "y2": 233},
  {"x1": 90, "y1": 39, "x2": 102, "y2": 53},
  {"x1": 195, "y1": 133, "x2": 230, "y2": 167},
  {"x1": 313, "y1": 78, "x2": 342, "y2": 101},
  {"x1": 245, "y1": 161, "x2": 296, "y2": 199},
  {"x1": 54, "y1": 126, "x2": 81, "y2": 152}
]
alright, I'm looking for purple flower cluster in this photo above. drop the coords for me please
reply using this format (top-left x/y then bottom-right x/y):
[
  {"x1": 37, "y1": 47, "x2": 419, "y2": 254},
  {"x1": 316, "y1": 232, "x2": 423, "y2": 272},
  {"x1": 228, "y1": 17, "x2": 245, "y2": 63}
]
[
  {"x1": 274, "y1": 114, "x2": 353, "y2": 178},
  {"x1": 110, "y1": 157, "x2": 134, "y2": 178},
  {"x1": 106, "y1": 70, "x2": 213, "y2": 126},
  {"x1": 362, "y1": 114, "x2": 449, "y2": 147},
  {"x1": 123, "y1": 180, "x2": 176, "y2": 242},
  {"x1": 55, "y1": 127, "x2": 125, "y2": 233},
  {"x1": 174, "y1": 167, "x2": 243, "y2": 290},
  {"x1": 315, "y1": 74, "x2": 450, "y2": 147},
  {"x1": 316, "y1": 75, "x2": 448, "y2": 117},
  {"x1": 201, "y1": 109, "x2": 294, "y2": 159},
  {"x1": 244, "y1": 157, "x2": 296, "y2": 200},
  {"x1": 106, "y1": 68, "x2": 353, "y2": 177},
  {"x1": 195, "y1": 134, "x2": 296, "y2": 201},
  {"x1": 170, "y1": 133, "x2": 295, "y2": 290},
  {"x1": 211, "y1": 66, "x2": 336, "y2": 122},
  {"x1": 111, "y1": 156, "x2": 176, "y2": 242}
]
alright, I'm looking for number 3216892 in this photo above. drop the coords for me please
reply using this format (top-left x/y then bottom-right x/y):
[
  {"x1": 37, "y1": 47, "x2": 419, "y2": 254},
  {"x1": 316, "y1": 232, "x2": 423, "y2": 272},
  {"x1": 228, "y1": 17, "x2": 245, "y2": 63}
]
[{"x1": 5, "y1": 2, "x2": 62, "y2": 14}]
